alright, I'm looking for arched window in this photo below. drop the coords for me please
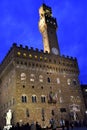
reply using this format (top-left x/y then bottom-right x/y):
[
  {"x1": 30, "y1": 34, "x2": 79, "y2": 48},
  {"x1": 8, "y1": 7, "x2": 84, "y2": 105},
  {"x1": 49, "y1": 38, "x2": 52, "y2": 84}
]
[
  {"x1": 76, "y1": 96, "x2": 81, "y2": 102},
  {"x1": 21, "y1": 73, "x2": 26, "y2": 81},
  {"x1": 70, "y1": 96, "x2": 74, "y2": 102},
  {"x1": 41, "y1": 95, "x2": 46, "y2": 103},
  {"x1": 21, "y1": 95, "x2": 27, "y2": 103},
  {"x1": 57, "y1": 78, "x2": 60, "y2": 84},
  {"x1": 30, "y1": 74, "x2": 35, "y2": 82},
  {"x1": 73, "y1": 79, "x2": 77, "y2": 85},
  {"x1": 67, "y1": 79, "x2": 71, "y2": 85},
  {"x1": 32, "y1": 95, "x2": 37, "y2": 103},
  {"x1": 39, "y1": 75, "x2": 43, "y2": 82}
]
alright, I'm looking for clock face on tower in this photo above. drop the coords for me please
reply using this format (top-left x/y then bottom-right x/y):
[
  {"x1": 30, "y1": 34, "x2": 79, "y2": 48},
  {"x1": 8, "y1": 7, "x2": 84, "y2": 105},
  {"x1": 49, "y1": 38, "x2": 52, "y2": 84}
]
[{"x1": 52, "y1": 47, "x2": 58, "y2": 55}]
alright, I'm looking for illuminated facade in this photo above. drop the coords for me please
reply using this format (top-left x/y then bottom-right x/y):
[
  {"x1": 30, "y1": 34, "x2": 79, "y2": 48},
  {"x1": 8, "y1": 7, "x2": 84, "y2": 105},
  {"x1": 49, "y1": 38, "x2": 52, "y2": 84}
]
[
  {"x1": 0, "y1": 4, "x2": 85, "y2": 128},
  {"x1": 81, "y1": 85, "x2": 87, "y2": 109}
]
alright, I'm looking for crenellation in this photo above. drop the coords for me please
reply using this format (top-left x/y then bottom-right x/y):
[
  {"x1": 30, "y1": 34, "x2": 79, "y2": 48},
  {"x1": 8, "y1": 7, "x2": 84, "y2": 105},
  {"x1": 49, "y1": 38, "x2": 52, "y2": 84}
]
[
  {"x1": 61, "y1": 55, "x2": 70, "y2": 60},
  {"x1": 13, "y1": 43, "x2": 17, "y2": 46},
  {"x1": 0, "y1": 45, "x2": 78, "y2": 75},
  {"x1": 35, "y1": 48, "x2": 39, "y2": 51},
  {"x1": 40, "y1": 49, "x2": 43, "y2": 52},
  {"x1": 20, "y1": 44, "x2": 23, "y2": 48},
  {"x1": 30, "y1": 47, "x2": 34, "y2": 50},
  {"x1": 25, "y1": 45, "x2": 28, "y2": 50}
]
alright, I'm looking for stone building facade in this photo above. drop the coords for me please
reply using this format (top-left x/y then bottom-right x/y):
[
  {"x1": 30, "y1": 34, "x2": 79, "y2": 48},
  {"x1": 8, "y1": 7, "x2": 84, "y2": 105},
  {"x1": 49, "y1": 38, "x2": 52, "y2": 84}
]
[
  {"x1": 0, "y1": 4, "x2": 85, "y2": 128},
  {"x1": 81, "y1": 85, "x2": 87, "y2": 110}
]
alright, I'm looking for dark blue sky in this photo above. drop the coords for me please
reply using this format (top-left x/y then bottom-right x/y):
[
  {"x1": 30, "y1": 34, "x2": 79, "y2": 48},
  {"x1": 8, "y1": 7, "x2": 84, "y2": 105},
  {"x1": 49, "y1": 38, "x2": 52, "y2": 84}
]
[{"x1": 0, "y1": 0, "x2": 87, "y2": 84}]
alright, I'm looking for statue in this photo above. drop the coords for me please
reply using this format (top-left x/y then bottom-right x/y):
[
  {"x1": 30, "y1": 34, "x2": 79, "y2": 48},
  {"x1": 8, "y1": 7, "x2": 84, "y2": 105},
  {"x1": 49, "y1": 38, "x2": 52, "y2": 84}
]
[
  {"x1": 6, "y1": 109, "x2": 12, "y2": 125},
  {"x1": 73, "y1": 110, "x2": 77, "y2": 121}
]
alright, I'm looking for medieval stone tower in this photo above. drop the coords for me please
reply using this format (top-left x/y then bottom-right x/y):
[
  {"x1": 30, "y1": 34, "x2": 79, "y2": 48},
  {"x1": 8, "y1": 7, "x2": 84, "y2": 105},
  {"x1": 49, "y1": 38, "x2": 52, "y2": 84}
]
[
  {"x1": 39, "y1": 4, "x2": 60, "y2": 55},
  {"x1": 0, "y1": 4, "x2": 85, "y2": 128}
]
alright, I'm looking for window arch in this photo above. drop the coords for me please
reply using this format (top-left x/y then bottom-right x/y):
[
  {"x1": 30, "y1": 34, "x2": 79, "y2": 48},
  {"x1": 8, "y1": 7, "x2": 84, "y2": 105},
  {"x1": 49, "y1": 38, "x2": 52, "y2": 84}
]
[
  {"x1": 70, "y1": 96, "x2": 74, "y2": 102},
  {"x1": 21, "y1": 73, "x2": 26, "y2": 81},
  {"x1": 57, "y1": 78, "x2": 60, "y2": 84},
  {"x1": 30, "y1": 74, "x2": 35, "y2": 82},
  {"x1": 67, "y1": 79, "x2": 71, "y2": 85},
  {"x1": 76, "y1": 96, "x2": 81, "y2": 102},
  {"x1": 41, "y1": 95, "x2": 46, "y2": 103},
  {"x1": 73, "y1": 79, "x2": 77, "y2": 85},
  {"x1": 21, "y1": 95, "x2": 27, "y2": 103},
  {"x1": 39, "y1": 75, "x2": 43, "y2": 82},
  {"x1": 32, "y1": 95, "x2": 37, "y2": 103}
]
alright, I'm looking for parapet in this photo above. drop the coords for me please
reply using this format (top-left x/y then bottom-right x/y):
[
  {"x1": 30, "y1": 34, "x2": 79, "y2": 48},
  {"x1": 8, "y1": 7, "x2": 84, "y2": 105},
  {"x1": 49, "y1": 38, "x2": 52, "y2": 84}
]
[
  {"x1": 61, "y1": 54, "x2": 76, "y2": 61},
  {"x1": 0, "y1": 43, "x2": 78, "y2": 75}
]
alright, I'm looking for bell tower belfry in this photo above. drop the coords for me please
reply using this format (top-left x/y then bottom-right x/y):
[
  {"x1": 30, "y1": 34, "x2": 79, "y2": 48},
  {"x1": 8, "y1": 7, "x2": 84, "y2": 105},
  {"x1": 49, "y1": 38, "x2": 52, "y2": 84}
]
[{"x1": 39, "y1": 4, "x2": 60, "y2": 55}]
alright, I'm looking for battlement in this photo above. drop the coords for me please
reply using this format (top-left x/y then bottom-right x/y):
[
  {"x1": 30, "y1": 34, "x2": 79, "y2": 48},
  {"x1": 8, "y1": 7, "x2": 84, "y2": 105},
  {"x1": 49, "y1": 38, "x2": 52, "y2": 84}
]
[
  {"x1": 6, "y1": 43, "x2": 76, "y2": 61},
  {"x1": 61, "y1": 54, "x2": 77, "y2": 61},
  {"x1": 42, "y1": 4, "x2": 52, "y2": 11},
  {"x1": 0, "y1": 43, "x2": 78, "y2": 75},
  {"x1": 12, "y1": 43, "x2": 44, "y2": 53}
]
